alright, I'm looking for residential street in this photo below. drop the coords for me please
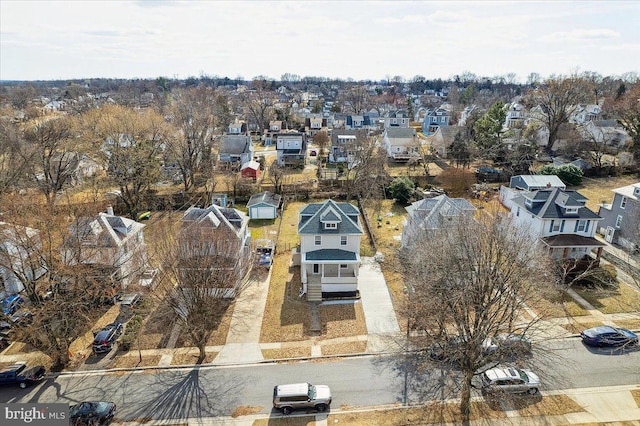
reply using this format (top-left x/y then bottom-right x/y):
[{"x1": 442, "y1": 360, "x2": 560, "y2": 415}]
[{"x1": 1, "y1": 338, "x2": 638, "y2": 423}]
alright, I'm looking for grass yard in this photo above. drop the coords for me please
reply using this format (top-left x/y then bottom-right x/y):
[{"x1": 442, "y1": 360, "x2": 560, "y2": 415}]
[
  {"x1": 318, "y1": 302, "x2": 367, "y2": 339},
  {"x1": 262, "y1": 347, "x2": 311, "y2": 360},
  {"x1": 574, "y1": 175, "x2": 640, "y2": 212},
  {"x1": 328, "y1": 401, "x2": 506, "y2": 425},
  {"x1": 632, "y1": 389, "x2": 640, "y2": 408},
  {"x1": 527, "y1": 289, "x2": 589, "y2": 318},
  {"x1": 321, "y1": 340, "x2": 367, "y2": 356},
  {"x1": 513, "y1": 394, "x2": 585, "y2": 416},
  {"x1": 170, "y1": 351, "x2": 218, "y2": 365},
  {"x1": 574, "y1": 283, "x2": 640, "y2": 314},
  {"x1": 562, "y1": 320, "x2": 603, "y2": 334},
  {"x1": 109, "y1": 354, "x2": 162, "y2": 369},
  {"x1": 252, "y1": 417, "x2": 316, "y2": 426}
]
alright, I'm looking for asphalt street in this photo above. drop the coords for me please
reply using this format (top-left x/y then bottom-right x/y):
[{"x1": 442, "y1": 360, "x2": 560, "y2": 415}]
[{"x1": 0, "y1": 338, "x2": 638, "y2": 422}]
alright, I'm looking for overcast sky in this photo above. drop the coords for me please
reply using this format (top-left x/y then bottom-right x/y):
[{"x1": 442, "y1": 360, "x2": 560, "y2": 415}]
[{"x1": 1, "y1": 0, "x2": 639, "y2": 82}]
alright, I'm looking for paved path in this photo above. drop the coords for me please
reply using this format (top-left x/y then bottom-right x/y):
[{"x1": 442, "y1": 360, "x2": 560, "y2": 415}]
[{"x1": 359, "y1": 257, "x2": 401, "y2": 334}]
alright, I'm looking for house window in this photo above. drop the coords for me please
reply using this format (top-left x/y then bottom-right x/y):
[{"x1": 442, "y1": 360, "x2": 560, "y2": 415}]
[
  {"x1": 620, "y1": 196, "x2": 627, "y2": 209},
  {"x1": 516, "y1": 207, "x2": 520, "y2": 217},
  {"x1": 315, "y1": 236, "x2": 321, "y2": 245},
  {"x1": 615, "y1": 215, "x2": 623, "y2": 228},
  {"x1": 324, "y1": 222, "x2": 337, "y2": 229},
  {"x1": 577, "y1": 220, "x2": 586, "y2": 232},
  {"x1": 340, "y1": 264, "x2": 348, "y2": 269},
  {"x1": 340, "y1": 236, "x2": 347, "y2": 246},
  {"x1": 313, "y1": 264, "x2": 319, "y2": 274},
  {"x1": 551, "y1": 221, "x2": 560, "y2": 232}
]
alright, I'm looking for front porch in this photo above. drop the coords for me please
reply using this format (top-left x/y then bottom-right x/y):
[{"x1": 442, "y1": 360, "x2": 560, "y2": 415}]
[{"x1": 301, "y1": 249, "x2": 360, "y2": 301}]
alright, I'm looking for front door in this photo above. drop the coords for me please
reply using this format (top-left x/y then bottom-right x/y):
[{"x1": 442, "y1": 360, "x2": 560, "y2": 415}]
[
  {"x1": 312, "y1": 264, "x2": 319, "y2": 274},
  {"x1": 605, "y1": 226, "x2": 615, "y2": 243}
]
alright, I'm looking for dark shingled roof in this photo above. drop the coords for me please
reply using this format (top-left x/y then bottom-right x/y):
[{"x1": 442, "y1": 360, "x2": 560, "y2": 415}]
[
  {"x1": 541, "y1": 234, "x2": 606, "y2": 248},
  {"x1": 512, "y1": 188, "x2": 600, "y2": 220},
  {"x1": 305, "y1": 249, "x2": 358, "y2": 261},
  {"x1": 247, "y1": 191, "x2": 282, "y2": 208},
  {"x1": 298, "y1": 199, "x2": 363, "y2": 235}
]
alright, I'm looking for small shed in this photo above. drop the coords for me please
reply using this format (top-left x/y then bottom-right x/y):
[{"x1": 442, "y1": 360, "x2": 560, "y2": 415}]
[
  {"x1": 247, "y1": 191, "x2": 282, "y2": 220},
  {"x1": 241, "y1": 160, "x2": 260, "y2": 180}
]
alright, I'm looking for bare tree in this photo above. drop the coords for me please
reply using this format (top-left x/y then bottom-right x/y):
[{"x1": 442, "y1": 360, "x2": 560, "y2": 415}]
[
  {"x1": 166, "y1": 87, "x2": 216, "y2": 192},
  {"x1": 0, "y1": 116, "x2": 29, "y2": 197},
  {"x1": 21, "y1": 115, "x2": 80, "y2": 209},
  {"x1": 525, "y1": 75, "x2": 589, "y2": 153},
  {"x1": 340, "y1": 86, "x2": 370, "y2": 115},
  {"x1": 154, "y1": 210, "x2": 252, "y2": 362},
  {"x1": 344, "y1": 135, "x2": 388, "y2": 201},
  {"x1": 605, "y1": 81, "x2": 640, "y2": 168},
  {"x1": 312, "y1": 131, "x2": 330, "y2": 157},
  {"x1": 84, "y1": 105, "x2": 167, "y2": 219},
  {"x1": 241, "y1": 89, "x2": 275, "y2": 135},
  {"x1": 401, "y1": 213, "x2": 559, "y2": 425}
]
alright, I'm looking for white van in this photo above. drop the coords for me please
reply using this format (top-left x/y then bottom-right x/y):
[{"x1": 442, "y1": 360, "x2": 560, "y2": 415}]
[{"x1": 272, "y1": 382, "x2": 332, "y2": 414}]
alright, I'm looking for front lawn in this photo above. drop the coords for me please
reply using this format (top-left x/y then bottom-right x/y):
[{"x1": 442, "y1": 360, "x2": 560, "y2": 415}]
[{"x1": 574, "y1": 283, "x2": 640, "y2": 314}]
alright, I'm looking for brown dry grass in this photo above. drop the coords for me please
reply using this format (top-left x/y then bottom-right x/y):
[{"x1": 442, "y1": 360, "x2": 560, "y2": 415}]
[
  {"x1": 614, "y1": 319, "x2": 640, "y2": 331},
  {"x1": 513, "y1": 394, "x2": 585, "y2": 416},
  {"x1": 262, "y1": 347, "x2": 311, "y2": 359},
  {"x1": 574, "y1": 176, "x2": 640, "y2": 211},
  {"x1": 252, "y1": 417, "x2": 316, "y2": 426},
  {"x1": 318, "y1": 303, "x2": 367, "y2": 339},
  {"x1": 562, "y1": 320, "x2": 603, "y2": 334},
  {"x1": 575, "y1": 284, "x2": 640, "y2": 314},
  {"x1": 527, "y1": 290, "x2": 589, "y2": 318},
  {"x1": 109, "y1": 354, "x2": 162, "y2": 369},
  {"x1": 232, "y1": 405, "x2": 263, "y2": 418},
  {"x1": 321, "y1": 340, "x2": 367, "y2": 356},
  {"x1": 328, "y1": 401, "x2": 506, "y2": 425},
  {"x1": 260, "y1": 252, "x2": 311, "y2": 343},
  {"x1": 632, "y1": 389, "x2": 640, "y2": 408},
  {"x1": 170, "y1": 352, "x2": 218, "y2": 365}
]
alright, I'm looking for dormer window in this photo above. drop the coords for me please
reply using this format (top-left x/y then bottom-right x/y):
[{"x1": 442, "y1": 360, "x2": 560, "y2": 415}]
[
  {"x1": 633, "y1": 187, "x2": 640, "y2": 196},
  {"x1": 525, "y1": 199, "x2": 532, "y2": 207},
  {"x1": 324, "y1": 222, "x2": 337, "y2": 229},
  {"x1": 565, "y1": 207, "x2": 578, "y2": 214}
]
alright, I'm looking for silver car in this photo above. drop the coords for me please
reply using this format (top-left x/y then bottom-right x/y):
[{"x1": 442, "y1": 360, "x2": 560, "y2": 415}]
[
  {"x1": 481, "y1": 367, "x2": 540, "y2": 395},
  {"x1": 273, "y1": 382, "x2": 332, "y2": 415}
]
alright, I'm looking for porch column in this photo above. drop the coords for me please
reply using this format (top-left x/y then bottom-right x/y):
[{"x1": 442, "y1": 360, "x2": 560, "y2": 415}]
[{"x1": 596, "y1": 246, "x2": 603, "y2": 259}]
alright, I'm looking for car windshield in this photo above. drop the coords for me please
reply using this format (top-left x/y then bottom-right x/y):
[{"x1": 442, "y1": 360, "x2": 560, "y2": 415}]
[
  {"x1": 308, "y1": 384, "x2": 316, "y2": 399},
  {"x1": 518, "y1": 370, "x2": 529, "y2": 383}
]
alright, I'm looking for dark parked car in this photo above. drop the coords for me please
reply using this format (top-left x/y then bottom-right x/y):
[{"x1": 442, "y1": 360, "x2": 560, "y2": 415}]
[
  {"x1": 581, "y1": 326, "x2": 638, "y2": 347},
  {"x1": 0, "y1": 362, "x2": 46, "y2": 388},
  {"x1": 92, "y1": 323, "x2": 123, "y2": 354},
  {"x1": 428, "y1": 335, "x2": 467, "y2": 365},
  {"x1": 69, "y1": 401, "x2": 116, "y2": 425},
  {"x1": 2, "y1": 294, "x2": 23, "y2": 315}
]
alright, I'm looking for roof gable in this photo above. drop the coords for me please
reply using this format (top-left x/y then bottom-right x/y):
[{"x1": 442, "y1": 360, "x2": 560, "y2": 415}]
[{"x1": 298, "y1": 199, "x2": 363, "y2": 235}]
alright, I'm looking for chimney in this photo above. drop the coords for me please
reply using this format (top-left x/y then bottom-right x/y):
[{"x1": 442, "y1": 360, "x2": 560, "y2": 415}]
[
  {"x1": 546, "y1": 182, "x2": 551, "y2": 188},
  {"x1": 107, "y1": 206, "x2": 114, "y2": 215}
]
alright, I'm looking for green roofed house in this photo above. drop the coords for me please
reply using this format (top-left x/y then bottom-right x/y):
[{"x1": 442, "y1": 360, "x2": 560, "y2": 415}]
[{"x1": 296, "y1": 199, "x2": 364, "y2": 301}]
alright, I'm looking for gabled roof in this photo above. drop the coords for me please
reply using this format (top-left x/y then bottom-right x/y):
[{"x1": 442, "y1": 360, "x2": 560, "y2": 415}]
[
  {"x1": 241, "y1": 160, "x2": 260, "y2": 171},
  {"x1": 181, "y1": 204, "x2": 248, "y2": 234},
  {"x1": 612, "y1": 182, "x2": 640, "y2": 201},
  {"x1": 68, "y1": 213, "x2": 144, "y2": 248},
  {"x1": 298, "y1": 199, "x2": 363, "y2": 235},
  {"x1": 220, "y1": 135, "x2": 251, "y2": 155},
  {"x1": 247, "y1": 191, "x2": 282, "y2": 208},
  {"x1": 405, "y1": 195, "x2": 476, "y2": 230},
  {"x1": 511, "y1": 175, "x2": 566, "y2": 190},
  {"x1": 512, "y1": 188, "x2": 600, "y2": 220}
]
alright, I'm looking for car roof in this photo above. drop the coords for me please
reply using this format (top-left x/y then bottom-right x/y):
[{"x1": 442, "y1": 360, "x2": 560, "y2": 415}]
[
  {"x1": 275, "y1": 383, "x2": 310, "y2": 396},
  {"x1": 484, "y1": 367, "x2": 520, "y2": 381},
  {"x1": 586, "y1": 325, "x2": 619, "y2": 335}
]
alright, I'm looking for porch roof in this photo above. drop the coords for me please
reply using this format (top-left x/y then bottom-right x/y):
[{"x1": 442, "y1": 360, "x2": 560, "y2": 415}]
[
  {"x1": 540, "y1": 234, "x2": 606, "y2": 248},
  {"x1": 304, "y1": 249, "x2": 358, "y2": 261}
]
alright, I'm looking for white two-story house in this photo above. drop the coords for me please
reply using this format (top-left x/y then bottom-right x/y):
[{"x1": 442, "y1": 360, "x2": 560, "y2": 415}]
[
  {"x1": 510, "y1": 188, "x2": 604, "y2": 261},
  {"x1": 382, "y1": 127, "x2": 421, "y2": 162},
  {"x1": 297, "y1": 199, "x2": 364, "y2": 301},
  {"x1": 276, "y1": 132, "x2": 307, "y2": 167}
]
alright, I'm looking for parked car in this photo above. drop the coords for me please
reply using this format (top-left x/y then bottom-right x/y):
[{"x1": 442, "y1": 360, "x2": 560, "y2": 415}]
[
  {"x1": 92, "y1": 323, "x2": 123, "y2": 354},
  {"x1": 2, "y1": 294, "x2": 23, "y2": 315},
  {"x1": 428, "y1": 335, "x2": 467, "y2": 365},
  {"x1": 481, "y1": 367, "x2": 540, "y2": 395},
  {"x1": 580, "y1": 326, "x2": 638, "y2": 347},
  {"x1": 273, "y1": 382, "x2": 332, "y2": 415},
  {"x1": 69, "y1": 401, "x2": 116, "y2": 425},
  {"x1": 483, "y1": 333, "x2": 532, "y2": 358},
  {"x1": 0, "y1": 362, "x2": 46, "y2": 389}
]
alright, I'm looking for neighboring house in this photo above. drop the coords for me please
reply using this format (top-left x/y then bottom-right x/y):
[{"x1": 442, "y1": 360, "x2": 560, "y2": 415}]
[
  {"x1": 382, "y1": 127, "x2": 421, "y2": 162},
  {"x1": 504, "y1": 103, "x2": 526, "y2": 129},
  {"x1": 426, "y1": 126, "x2": 461, "y2": 158},
  {"x1": 346, "y1": 115, "x2": 365, "y2": 129},
  {"x1": 228, "y1": 121, "x2": 248, "y2": 135},
  {"x1": 384, "y1": 110, "x2": 410, "y2": 128},
  {"x1": 422, "y1": 107, "x2": 450, "y2": 135},
  {"x1": 401, "y1": 195, "x2": 476, "y2": 249},
  {"x1": 296, "y1": 199, "x2": 364, "y2": 301},
  {"x1": 304, "y1": 114, "x2": 328, "y2": 137},
  {"x1": 0, "y1": 222, "x2": 47, "y2": 295},
  {"x1": 597, "y1": 182, "x2": 640, "y2": 252},
  {"x1": 269, "y1": 121, "x2": 284, "y2": 132},
  {"x1": 552, "y1": 157, "x2": 592, "y2": 171},
  {"x1": 509, "y1": 188, "x2": 604, "y2": 261},
  {"x1": 276, "y1": 132, "x2": 307, "y2": 167},
  {"x1": 247, "y1": 191, "x2": 282, "y2": 220},
  {"x1": 329, "y1": 130, "x2": 359, "y2": 164},
  {"x1": 62, "y1": 210, "x2": 148, "y2": 289},
  {"x1": 179, "y1": 204, "x2": 252, "y2": 297},
  {"x1": 218, "y1": 134, "x2": 254, "y2": 168},
  {"x1": 580, "y1": 120, "x2": 632, "y2": 149},
  {"x1": 240, "y1": 160, "x2": 260, "y2": 180},
  {"x1": 500, "y1": 175, "x2": 566, "y2": 209},
  {"x1": 571, "y1": 104, "x2": 601, "y2": 124}
]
